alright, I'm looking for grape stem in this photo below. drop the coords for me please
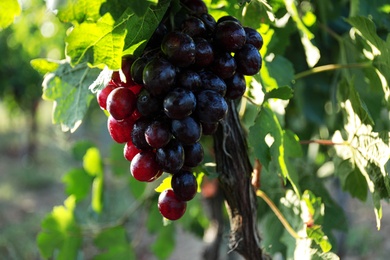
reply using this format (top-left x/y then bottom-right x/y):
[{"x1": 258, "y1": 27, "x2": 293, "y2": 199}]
[
  {"x1": 294, "y1": 62, "x2": 371, "y2": 80},
  {"x1": 256, "y1": 189, "x2": 301, "y2": 239}
]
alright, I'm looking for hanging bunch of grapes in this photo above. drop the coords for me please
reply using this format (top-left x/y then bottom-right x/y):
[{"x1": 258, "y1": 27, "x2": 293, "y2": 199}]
[{"x1": 96, "y1": 0, "x2": 263, "y2": 221}]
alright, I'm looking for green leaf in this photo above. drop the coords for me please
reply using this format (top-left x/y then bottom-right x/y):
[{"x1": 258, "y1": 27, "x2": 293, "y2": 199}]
[
  {"x1": 37, "y1": 196, "x2": 82, "y2": 260},
  {"x1": 30, "y1": 59, "x2": 60, "y2": 75},
  {"x1": 249, "y1": 103, "x2": 302, "y2": 196},
  {"x1": 259, "y1": 55, "x2": 295, "y2": 92},
  {"x1": 265, "y1": 86, "x2": 294, "y2": 100},
  {"x1": 83, "y1": 147, "x2": 104, "y2": 213},
  {"x1": 71, "y1": 140, "x2": 96, "y2": 160},
  {"x1": 62, "y1": 168, "x2": 94, "y2": 201},
  {"x1": 83, "y1": 147, "x2": 103, "y2": 177},
  {"x1": 0, "y1": 0, "x2": 21, "y2": 30},
  {"x1": 93, "y1": 226, "x2": 135, "y2": 260},
  {"x1": 42, "y1": 61, "x2": 101, "y2": 132},
  {"x1": 306, "y1": 225, "x2": 332, "y2": 253},
  {"x1": 151, "y1": 224, "x2": 175, "y2": 260},
  {"x1": 66, "y1": 12, "x2": 127, "y2": 69},
  {"x1": 57, "y1": 0, "x2": 106, "y2": 24},
  {"x1": 155, "y1": 175, "x2": 172, "y2": 192},
  {"x1": 65, "y1": 0, "x2": 170, "y2": 69},
  {"x1": 346, "y1": 16, "x2": 390, "y2": 107},
  {"x1": 333, "y1": 79, "x2": 390, "y2": 229}
]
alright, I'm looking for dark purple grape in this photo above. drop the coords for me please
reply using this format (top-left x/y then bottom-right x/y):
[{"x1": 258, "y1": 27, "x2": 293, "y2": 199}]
[
  {"x1": 131, "y1": 118, "x2": 152, "y2": 150},
  {"x1": 180, "y1": 0, "x2": 208, "y2": 15},
  {"x1": 171, "y1": 117, "x2": 202, "y2": 145},
  {"x1": 131, "y1": 56, "x2": 149, "y2": 84},
  {"x1": 235, "y1": 44, "x2": 262, "y2": 75},
  {"x1": 224, "y1": 73, "x2": 246, "y2": 99},
  {"x1": 171, "y1": 170, "x2": 198, "y2": 201},
  {"x1": 163, "y1": 88, "x2": 196, "y2": 119},
  {"x1": 217, "y1": 15, "x2": 241, "y2": 25},
  {"x1": 177, "y1": 70, "x2": 202, "y2": 91},
  {"x1": 161, "y1": 31, "x2": 196, "y2": 67},
  {"x1": 145, "y1": 120, "x2": 172, "y2": 149},
  {"x1": 199, "y1": 71, "x2": 227, "y2": 96},
  {"x1": 181, "y1": 16, "x2": 206, "y2": 38},
  {"x1": 244, "y1": 27, "x2": 263, "y2": 50},
  {"x1": 147, "y1": 23, "x2": 169, "y2": 49},
  {"x1": 156, "y1": 139, "x2": 185, "y2": 173},
  {"x1": 196, "y1": 90, "x2": 228, "y2": 123},
  {"x1": 137, "y1": 90, "x2": 163, "y2": 117},
  {"x1": 194, "y1": 37, "x2": 214, "y2": 67},
  {"x1": 143, "y1": 57, "x2": 176, "y2": 96},
  {"x1": 199, "y1": 13, "x2": 216, "y2": 32},
  {"x1": 210, "y1": 52, "x2": 236, "y2": 79},
  {"x1": 183, "y1": 142, "x2": 204, "y2": 167},
  {"x1": 214, "y1": 20, "x2": 246, "y2": 52},
  {"x1": 201, "y1": 121, "x2": 219, "y2": 135}
]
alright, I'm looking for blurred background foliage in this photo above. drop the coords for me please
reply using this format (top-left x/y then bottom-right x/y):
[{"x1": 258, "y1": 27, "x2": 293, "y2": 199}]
[{"x1": 0, "y1": 0, "x2": 390, "y2": 259}]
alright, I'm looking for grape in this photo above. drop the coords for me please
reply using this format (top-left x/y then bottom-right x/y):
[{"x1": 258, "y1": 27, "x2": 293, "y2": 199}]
[
  {"x1": 97, "y1": 81, "x2": 117, "y2": 110},
  {"x1": 193, "y1": 37, "x2": 214, "y2": 67},
  {"x1": 217, "y1": 15, "x2": 241, "y2": 25},
  {"x1": 224, "y1": 72, "x2": 246, "y2": 99},
  {"x1": 181, "y1": 16, "x2": 206, "y2": 38},
  {"x1": 143, "y1": 57, "x2": 176, "y2": 96},
  {"x1": 131, "y1": 56, "x2": 149, "y2": 84},
  {"x1": 244, "y1": 27, "x2": 263, "y2": 50},
  {"x1": 107, "y1": 115, "x2": 134, "y2": 143},
  {"x1": 161, "y1": 31, "x2": 196, "y2": 67},
  {"x1": 158, "y1": 189, "x2": 187, "y2": 220},
  {"x1": 209, "y1": 51, "x2": 236, "y2": 79},
  {"x1": 131, "y1": 118, "x2": 152, "y2": 150},
  {"x1": 145, "y1": 120, "x2": 172, "y2": 149},
  {"x1": 171, "y1": 170, "x2": 198, "y2": 201},
  {"x1": 106, "y1": 87, "x2": 137, "y2": 120},
  {"x1": 199, "y1": 13, "x2": 216, "y2": 32},
  {"x1": 124, "y1": 140, "x2": 142, "y2": 161},
  {"x1": 177, "y1": 70, "x2": 202, "y2": 91},
  {"x1": 156, "y1": 139, "x2": 185, "y2": 173},
  {"x1": 201, "y1": 121, "x2": 219, "y2": 135},
  {"x1": 183, "y1": 142, "x2": 204, "y2": 167},
  {"x1": 130, "y1": 151, "x2": 163, "y2": 182},
  {"x1": 235, "y1": 44, "x2": 262, "y2": 75},
  {"x1": 137, "y1": 90, "x2": 163, "y2": 117},
  {"x1": 180, "y1": 0, "x2": 208, "y2": 15},
  {"x1": 196, "y1": 90, "x2": 228, "y2": 123},
  {"x1": 214, "y1": 20, "x2": 246, "y2": 52},
  {"x1": 163, "y1": 88, "x2": 196, "y2": 119},
  {"x1": 171, "y1": 116, "x2": 202, "y2": 145},
  {"x1": 199, "y1": 71, "x2": 227, "y2": 96},
  {"x1": 147, "y1": 23, "x2": 168, "y2": 50},
  {"x1": 120, "y1": 55, "x2": 136, "y2": 87}
]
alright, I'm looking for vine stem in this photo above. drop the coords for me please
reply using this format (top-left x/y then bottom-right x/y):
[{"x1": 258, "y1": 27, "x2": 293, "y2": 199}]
[
  {"x1": 256, "y1": 189, "x2": 301, "y2": 240},
  {"x1": 299, "y1": 139, "x2": 347, "y2": 146},
  {"x1": 294, "y1": 62, "x2": 371, "y2": 80}
]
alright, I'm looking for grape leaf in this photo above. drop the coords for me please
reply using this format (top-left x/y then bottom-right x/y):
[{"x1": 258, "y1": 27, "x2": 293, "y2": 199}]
[
  {"x1": 258, "y1": 55, "x2": 295, "y2": 92},
  {"x1": 249, "y1": 103, "x2": 302, "y2": 196},
  {"x1": 265, "y1": 86, "x2": 294, "y2": 100},
  {"x1": 42, "y1": 61, "x2": 100, "y2": 132},
  {"x1": 346, "y1": 16, "x2": 390, "y2": 107},
  {"x1": 37, "y1": 196, "x2": 82, "y2": 260},
  {"x1": 333, "y1": 79, "x2": 390, "y2": 229},
  {"x1": 62, "y1": 168, "x2": 93, "y2": 201},
  {"x1": 65, "y1": 0, "x2": 170, "y2": 70},
  {"x1": 0, "y1": 0, "x2": 21, "y2": 30},
  {"x1": 30, "y1": 58, "x2": 60, "y2": 75},
  {"x1": 93, "y1": 226, "x2": 135, "y2": 260},
  {"x1": 83, "y1": 147, "x2": 104, "y2": 213},
  {"x1": 57, "y1": 0, "x2": 105, "y2": 24},
  {"x1": 155, "y1": 175, "x2": 172, "y2": 192}
]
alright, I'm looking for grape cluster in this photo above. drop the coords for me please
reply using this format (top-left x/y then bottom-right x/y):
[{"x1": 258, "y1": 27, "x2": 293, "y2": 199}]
[{"x1": 97, "y1": 0, "x2": 263, "y2": 221}]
